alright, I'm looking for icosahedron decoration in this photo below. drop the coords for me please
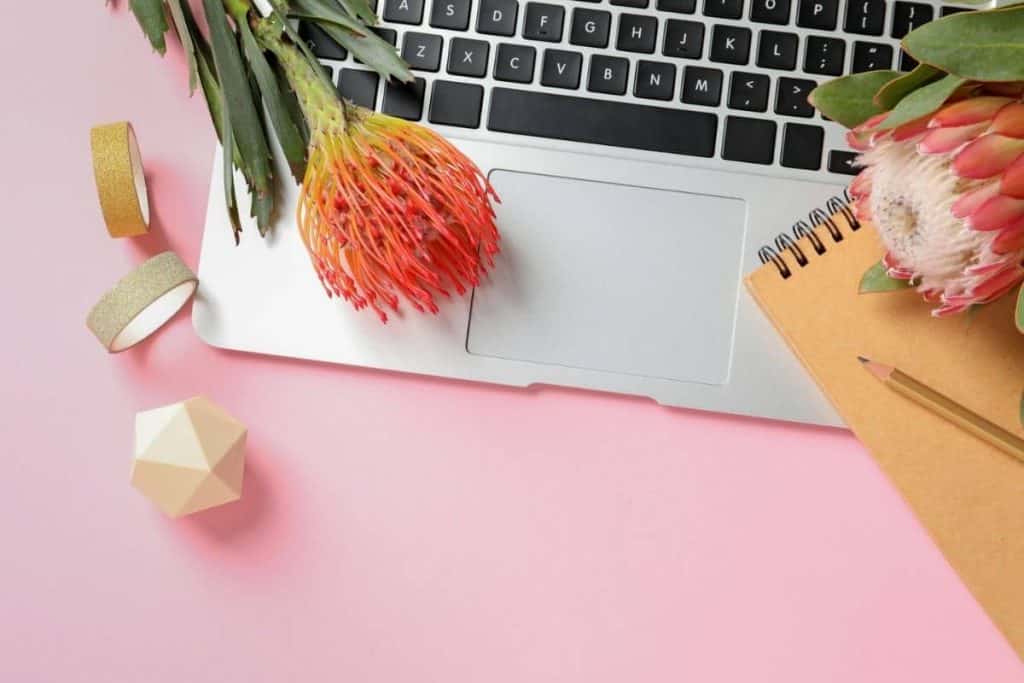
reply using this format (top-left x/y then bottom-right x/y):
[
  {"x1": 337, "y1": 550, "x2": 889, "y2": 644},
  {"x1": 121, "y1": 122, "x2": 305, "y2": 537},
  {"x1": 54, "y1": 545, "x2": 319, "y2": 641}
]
[{"x1": 131, "y1": 396, "x2": 247, "y2": 518}]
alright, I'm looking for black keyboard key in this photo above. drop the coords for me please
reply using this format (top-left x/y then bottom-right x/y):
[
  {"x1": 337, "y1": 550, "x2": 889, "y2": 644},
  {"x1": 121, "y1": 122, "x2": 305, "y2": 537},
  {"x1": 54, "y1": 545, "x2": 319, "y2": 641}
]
[
  {"x1": 488, "y1": 87, "x2": 718, "y2": 157},
  {"x1": 571, "y1": 8, "x2": 611, "y2": 48},
  {"x1": 478, "y1": 0, "x2": 519, "y2": 35},
  {"x1": 892, "y1": 2, "x2": 933, "y2": 38},
  {"x1": 796, "y1": 0, "x2": 838, "y2": 29},
  {"x1": 775, "y1": 77, "x2": 816, "y2": 117},
  {"x1": 844, "y1": 0, "x2": 885, "y2": 35},
  {"x1": 588, "y1": 55, "x2": 630, "y2": 95},
  {"x1": 299, "y1": 22, "x2": 348, "y2": 61},
  {"x1": 384, "y1": 0, "x2": 425, "y2": 24},
  {"x1": 401, "y1": 32, "x2": 443, "y2": 71},
  {"x1": 663, "y1": 20, "x2": 704, "y2": 59},
  {"x1": 541, "y1": 49, "x2": 583, "y2": 88},
  {"x1": 658, "y1": 0, "x2": 696, "y2": 11},
  {"x1": 617, "y1": 14, "x2": 658, "y2": 53},
  {"x1": 494, "y1": 43, "x2": 536, "y2": 82},
  {"x1": 448, "y1": 38, "x2": 490, "y2": 77},
  {"x1": 750, "y1": 0, "x2": 791, "y2": 24},
  {"x1": 704, "y1": 0, "x2": 744, "y2": 19},
  {"x1": 804, "y1": 36, "x2": 845, "y2": 75},
  {"x1": 635, "y1": 61, "x2": 676, "y2": 100},
  {"x1": 728, "y1": 71, "x2": 770, "y2": 111},
  {"x1": 781, "y1": 123, "x2": 823, "y2": 170},
  {"x1": 710, "y1": 25, "x2": 751, "y2": 64},
  {"x1": 757, "y1": 30, "x2": 798, "y2": 70},
  {"x1": 430, "y1": 0, "x2": 472, "y2": 29},
  {"x1": 611, "y1": 0, "x2": 650, "y2": 5},
  {"x1": 429, "y1": 80, "x2": 484, "y2": 127},
  {"x1": 371, "y1": 28, "x2": 398, "y2": 46},
  {"x1": 828, "y1": 150, "x2": 861, "y2": 175},
  {"x1": 941, "y1": 5, "x2": 971, "y2": 16},
  {"x1": 722, "y1": 115, "x2": 776, "y2": 164},
  {"x1": 682, "y1": 66, "x2": 723, "y2": 106},
  {"x1": 899, "y1": 50, "x2": 918, "y2": 71},
  {"x1": 337, "y1": 69, "x2": 379, "y2": 109},
  {"x1": 524, "y1": 3, "x2": 565, "y2": 41},
  {"x1": 382, "y1": 77, "x2": 426, "y2": 120},
  {"x1": 852, "y1": 41, "x2": 892, "y2": 72}
]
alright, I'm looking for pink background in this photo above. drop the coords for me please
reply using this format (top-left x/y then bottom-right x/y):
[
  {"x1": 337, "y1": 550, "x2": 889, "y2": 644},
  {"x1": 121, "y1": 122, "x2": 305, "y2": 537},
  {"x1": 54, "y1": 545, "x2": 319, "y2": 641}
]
[{"x1": 2, "y1": 3, "x2": 1021, "y2": 681}]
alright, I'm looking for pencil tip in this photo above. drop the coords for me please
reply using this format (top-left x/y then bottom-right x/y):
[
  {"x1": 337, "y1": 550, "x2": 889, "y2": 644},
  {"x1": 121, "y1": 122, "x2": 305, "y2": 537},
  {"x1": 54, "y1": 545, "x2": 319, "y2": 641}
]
[{"x1": 857, "y1": 355, "x2": 869, "y2": 364}]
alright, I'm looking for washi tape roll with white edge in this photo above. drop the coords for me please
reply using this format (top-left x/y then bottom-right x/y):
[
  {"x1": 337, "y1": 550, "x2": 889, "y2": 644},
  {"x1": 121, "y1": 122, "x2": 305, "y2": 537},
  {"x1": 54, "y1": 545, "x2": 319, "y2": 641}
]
[
  {"x1": 90, "y1": 122, "x2": 151, "y2": 238},
  {"x1": 86, "y1": 252, "x2": 198, "y2": 353}
]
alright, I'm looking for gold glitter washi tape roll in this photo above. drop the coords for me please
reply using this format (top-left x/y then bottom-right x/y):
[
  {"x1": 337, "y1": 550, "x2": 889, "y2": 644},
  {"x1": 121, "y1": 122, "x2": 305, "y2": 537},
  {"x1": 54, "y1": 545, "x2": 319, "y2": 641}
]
[
  {"x1": 87, "y1": 252, "x2": 198, "y2": 353},
  {"x1": 90, "y1": 122, "x2": 150, "y2": 238}
]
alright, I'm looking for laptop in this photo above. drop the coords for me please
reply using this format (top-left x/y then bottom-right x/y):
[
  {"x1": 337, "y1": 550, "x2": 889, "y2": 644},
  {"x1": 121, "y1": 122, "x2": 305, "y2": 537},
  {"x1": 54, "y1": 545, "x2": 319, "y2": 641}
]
[{"x1": 194, "y1": 0, "x2": 965, "y2": 426}]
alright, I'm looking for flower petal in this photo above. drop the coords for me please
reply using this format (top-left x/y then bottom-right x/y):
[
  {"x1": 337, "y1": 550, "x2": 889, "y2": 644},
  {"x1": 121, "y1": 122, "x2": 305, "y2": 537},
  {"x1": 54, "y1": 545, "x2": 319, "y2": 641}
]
[
  {"x1": 991, "y1": 103, "x2": 1024, "y2": 139},
  {"x1": 967, "y1": 194, "x2": 1024, "y2": 231},
  {"x1": 968, "y1": 264, "x2": 1024, "y2": 301},
  {"x1": 953, "y1": 134, "x2": 1024, "y2": 179},
  {"x1": 933, "y1": 302, "x2": 972, "y2": 317},
  {"x1": 1000, "y1": 155, "x2": 1024, "y2": 198},
  {"x1": 849, "y1": 169, "x2": 872, "y2": 199},
  {"x1": 917, "y1": 121, "x2": 989, "y2": 154},
  {"x1": 951, "y1": 182, "x2": 999, "y2": 219},
  {"x1": 929, "y1": 96, "x2": 1013, "y2": 128},
  {"x1": 991, "y1": 215, "x2": 1024, "y2": 254},
  {"x1": 891, "y1": 116, "x2": 931, "y2": 142}
]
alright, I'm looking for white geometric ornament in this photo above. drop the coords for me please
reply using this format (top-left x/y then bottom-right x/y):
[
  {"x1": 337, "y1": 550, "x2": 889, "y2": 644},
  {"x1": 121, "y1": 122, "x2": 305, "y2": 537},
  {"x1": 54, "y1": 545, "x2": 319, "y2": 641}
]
[{"x1": 131, "y1": 396, "x2": 247, "y2": 518}]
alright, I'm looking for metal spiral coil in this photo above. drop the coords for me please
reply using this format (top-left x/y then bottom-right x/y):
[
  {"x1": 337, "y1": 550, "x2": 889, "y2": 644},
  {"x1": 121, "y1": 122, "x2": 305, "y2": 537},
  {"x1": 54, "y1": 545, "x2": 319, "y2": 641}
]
[{"x1": 757, "y1": 189, "x2": 860, "y2": 279}]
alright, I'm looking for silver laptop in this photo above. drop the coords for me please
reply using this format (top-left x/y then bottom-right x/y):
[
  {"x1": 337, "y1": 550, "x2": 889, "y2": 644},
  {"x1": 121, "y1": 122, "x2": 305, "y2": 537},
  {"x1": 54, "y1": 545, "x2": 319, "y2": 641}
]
[{"x1": 194, "y1": 0, "x2": 960, "y2": 426}]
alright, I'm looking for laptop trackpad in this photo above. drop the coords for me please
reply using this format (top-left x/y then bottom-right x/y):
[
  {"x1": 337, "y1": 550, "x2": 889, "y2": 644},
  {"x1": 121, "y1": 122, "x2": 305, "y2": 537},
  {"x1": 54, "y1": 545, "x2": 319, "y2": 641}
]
[{"x1": 467, "y1": 170, "x2": 747, "y2": 385}]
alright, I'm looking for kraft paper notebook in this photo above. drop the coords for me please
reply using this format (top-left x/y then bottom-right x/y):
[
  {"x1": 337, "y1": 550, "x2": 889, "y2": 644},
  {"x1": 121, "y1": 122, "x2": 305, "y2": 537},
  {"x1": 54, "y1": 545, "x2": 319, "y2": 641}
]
[{"x1": 745, "y1": 195, "x2": 1024, "y2": 658}]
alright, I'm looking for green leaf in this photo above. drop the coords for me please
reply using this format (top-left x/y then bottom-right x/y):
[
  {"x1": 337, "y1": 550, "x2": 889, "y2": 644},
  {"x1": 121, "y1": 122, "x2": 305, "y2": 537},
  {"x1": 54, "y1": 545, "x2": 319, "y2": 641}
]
[
  {"x1": 309, "y1": 19, "x2": 414, "y2": 83},
  {"x1": 903, "y1": 5, "x2": 1024, "y2": 81},
  {"x1": 166, "y1": 0, "x2": 199, "y2": 93},
  {"x1": 859, "y1": 261, "x2": 913, "y2": 293},
  {"x1": 873, "y1": 64, "x2": 942, "y2": 110},
  {"x1": 334, "y1": 0, "x2": 378, "y2": 25},
  {"x1": 289, "y1": 0, "x2": 368, "y2": 34},
  {"x1": 203, "y1": 0, "x2": 275, "y2": 232},
  {"x1": 129, "y1": 0, "x2": 169, "y2": 55},
  {"x1": 221, "y1": 81, "x2": 242, "y2": 243},
  {"x1": 809, "y1": 70, "x2": 900, "y2": 129},
  {"x1": 1019, "y1": 389, "x2": 1024, "y2": 431},
  {"x1": 237, "y1": 18, "x2": 308, "y2": 182},
  {"x1": 1016, "y1": 284, "x2": 1024, "y2": 333},
  {"x1": 876, "y1": 74, "x2": 966, "y2": 130}
]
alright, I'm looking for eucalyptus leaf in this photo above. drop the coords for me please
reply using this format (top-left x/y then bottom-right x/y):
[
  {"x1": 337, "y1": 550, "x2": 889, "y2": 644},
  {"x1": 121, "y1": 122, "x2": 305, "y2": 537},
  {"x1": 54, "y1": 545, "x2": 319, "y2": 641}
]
[
  {"x1": 203, "y1": 0, "x2": 274, "y2": 231},
  {"x1": 237, "y1": 18, "x2": 308, "y2": 182},
  {"x1": 903, "y1": 5, "x2": 1024, "y2": 81},
  {"x1": 129, "y1": 0, "x2": 168, "y2": 54},
  {"x1": 873, "y1": 64, "x2": 942, "y2": 110},
  {"x1": 809, "y1": 70, "x2": 900, "y2": 129},
  {"x1": 166, "y1": 0, "x2": 198, "y2": 93},
  {"x1": 876, "y1": 74, "x2": 966, "y2": 130},
  {"x1": 859, "y1": 261, "x2": 913, "y2": 293}
]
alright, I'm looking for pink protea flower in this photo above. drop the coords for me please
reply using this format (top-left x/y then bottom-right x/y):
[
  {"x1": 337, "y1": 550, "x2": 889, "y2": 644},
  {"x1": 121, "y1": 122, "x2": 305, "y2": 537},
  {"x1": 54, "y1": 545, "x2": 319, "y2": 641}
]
[
  {"x1": 848, "y1": 89, "x2": 1024, "y2": 316},
  {"x1": 261, "y1": 21, "x2": 499, "y2": 323}
]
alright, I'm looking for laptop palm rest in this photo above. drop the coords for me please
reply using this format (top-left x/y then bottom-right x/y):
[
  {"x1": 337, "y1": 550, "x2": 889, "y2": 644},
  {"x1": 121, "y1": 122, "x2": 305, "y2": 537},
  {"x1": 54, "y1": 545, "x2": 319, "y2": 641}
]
[{"x1": 467, "y1": 170, "x2": 747, "y2": 385}]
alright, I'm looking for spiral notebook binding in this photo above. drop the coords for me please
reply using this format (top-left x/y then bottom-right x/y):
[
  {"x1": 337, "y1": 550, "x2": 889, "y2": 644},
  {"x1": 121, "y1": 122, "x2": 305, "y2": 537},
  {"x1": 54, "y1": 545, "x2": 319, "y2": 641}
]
[{"x1": 757, "y1": 189, "x2": 861, "y2": 279}]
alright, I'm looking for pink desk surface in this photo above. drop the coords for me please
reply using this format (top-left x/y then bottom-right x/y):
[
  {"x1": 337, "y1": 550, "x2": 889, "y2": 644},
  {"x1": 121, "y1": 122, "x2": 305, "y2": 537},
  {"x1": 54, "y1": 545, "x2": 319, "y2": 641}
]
[{"x1": 1, "y1": 4, "x2": 1021, "y2": 681}]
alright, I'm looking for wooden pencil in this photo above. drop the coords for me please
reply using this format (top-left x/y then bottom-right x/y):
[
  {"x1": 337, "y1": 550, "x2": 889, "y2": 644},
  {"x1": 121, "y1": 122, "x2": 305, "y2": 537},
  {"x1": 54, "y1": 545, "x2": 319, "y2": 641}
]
[{"x1": 858, "y1": 356, "x2": 1024, "y2": 465}]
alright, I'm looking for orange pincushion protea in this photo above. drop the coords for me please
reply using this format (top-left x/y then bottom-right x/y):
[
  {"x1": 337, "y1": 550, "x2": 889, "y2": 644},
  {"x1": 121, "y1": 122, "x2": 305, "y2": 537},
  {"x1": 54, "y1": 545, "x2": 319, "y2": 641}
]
[{"x1": 263, "y1": 23, "x2": 499, "y2": 322}]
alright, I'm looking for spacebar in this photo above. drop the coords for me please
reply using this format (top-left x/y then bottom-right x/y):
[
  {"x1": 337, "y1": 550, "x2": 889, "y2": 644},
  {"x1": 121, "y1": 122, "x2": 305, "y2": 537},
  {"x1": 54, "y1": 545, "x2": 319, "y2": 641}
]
[{"x1": 487, "y1": 88, "x2": 718, "y2": 158}]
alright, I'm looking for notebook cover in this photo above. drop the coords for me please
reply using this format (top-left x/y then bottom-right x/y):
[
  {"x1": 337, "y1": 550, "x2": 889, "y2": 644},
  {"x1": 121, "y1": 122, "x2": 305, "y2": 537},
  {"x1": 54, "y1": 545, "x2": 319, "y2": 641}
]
[{"x1": 746, "y1": 216, "x2": 1024, "y2": 658}]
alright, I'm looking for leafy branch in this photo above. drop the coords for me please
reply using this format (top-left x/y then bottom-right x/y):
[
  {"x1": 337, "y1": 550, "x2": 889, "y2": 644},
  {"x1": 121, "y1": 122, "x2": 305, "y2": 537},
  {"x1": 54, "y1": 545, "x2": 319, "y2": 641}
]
[{"x1": 116, "y1": 0, "x2": 413, "y2": 241}]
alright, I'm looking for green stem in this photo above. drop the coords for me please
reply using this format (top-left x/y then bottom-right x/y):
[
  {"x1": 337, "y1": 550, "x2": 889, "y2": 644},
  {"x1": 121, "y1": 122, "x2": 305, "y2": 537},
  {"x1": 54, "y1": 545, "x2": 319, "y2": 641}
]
[{"x1": 253, "y1": 16, "x2": 348, "y2": 135}]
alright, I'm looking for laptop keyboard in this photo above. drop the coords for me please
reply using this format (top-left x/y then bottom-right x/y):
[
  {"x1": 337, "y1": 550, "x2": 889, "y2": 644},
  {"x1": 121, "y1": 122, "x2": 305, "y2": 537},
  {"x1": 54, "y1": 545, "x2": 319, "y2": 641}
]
[{"x1": 299, "y1": 0, "x2": 969, "y2": 177}]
